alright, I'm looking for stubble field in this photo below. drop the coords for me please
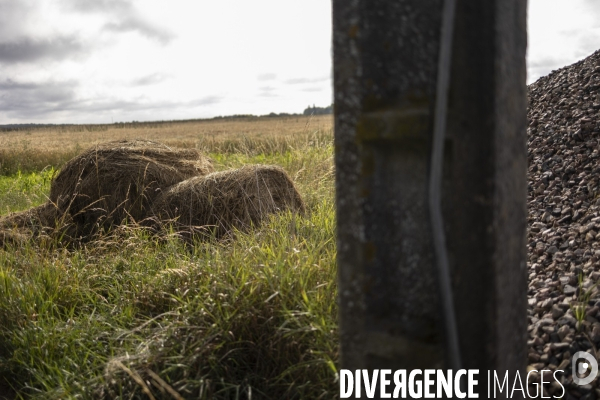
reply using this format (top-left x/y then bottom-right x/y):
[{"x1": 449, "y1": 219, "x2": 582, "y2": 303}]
[{"x1": 0, "y1": 115, "x2": 339, "y2": 399}]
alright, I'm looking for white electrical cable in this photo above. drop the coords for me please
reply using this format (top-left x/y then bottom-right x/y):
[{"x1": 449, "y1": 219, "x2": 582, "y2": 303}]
[{"x1": 429, "y1": 0, "x2": 461, "y2": 371}]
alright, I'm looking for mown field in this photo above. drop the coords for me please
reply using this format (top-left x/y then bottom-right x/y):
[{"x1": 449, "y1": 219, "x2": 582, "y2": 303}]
[{"x1": 0, "y1": 115, "x2": 339, "y2": 399}]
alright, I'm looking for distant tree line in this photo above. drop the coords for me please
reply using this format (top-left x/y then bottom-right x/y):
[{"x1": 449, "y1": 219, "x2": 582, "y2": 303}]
[
  {"x1": 265, "y1": 112, "x2": 298, "y2": 118},
  {"x1": 303, "y1": 104, "x2": 333, "y2": 116},
  {"x1": 0, "y1": 106, "x2": 334, "y2": 132}
]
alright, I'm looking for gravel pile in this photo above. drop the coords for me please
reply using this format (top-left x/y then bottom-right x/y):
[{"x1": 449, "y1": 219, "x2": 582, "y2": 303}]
[{"x1": 527, "y1": 50, "x2": 600, "y2": 399}]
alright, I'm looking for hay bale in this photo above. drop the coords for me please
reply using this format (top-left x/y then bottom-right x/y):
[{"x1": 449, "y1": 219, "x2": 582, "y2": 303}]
[
  {"x1": 0, "y1": 204, "x2": 47, "y2": 248},
  {"x1": 49, "y1": 139, "x2": 213, "y2": 235},
  {"x1": 0, "y1": 228, "x2": 30, "y2": 248},
  {"x1": 0, "y1": 203, "x2": 60, "y2": 231},
  {"x1": 151, "y1": 165, "x2": 305, "y2": 238},
  {"x1": 0, "y1": 202, "x2": 76, "y2": 247}
]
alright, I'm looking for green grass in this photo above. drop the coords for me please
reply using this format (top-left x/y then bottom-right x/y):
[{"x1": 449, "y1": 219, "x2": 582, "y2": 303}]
[
  {"x1": 0, "y1": 169, "x2": 55, "y2": 215},
  {"x1": 0, "y1": 131, "x2": 338, "y2": 399}
]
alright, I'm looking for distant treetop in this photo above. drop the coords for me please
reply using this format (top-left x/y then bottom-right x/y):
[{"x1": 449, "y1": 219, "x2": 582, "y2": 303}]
[{"x1": 303, "y1": 104, "x2": 333, "y2": 116}]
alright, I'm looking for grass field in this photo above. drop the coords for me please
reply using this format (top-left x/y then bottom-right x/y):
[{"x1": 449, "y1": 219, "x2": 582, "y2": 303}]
[
  {"x1": 0, "y1": 115, "x2": 338, "y2": 399},
  {"x1": 0, "y1": 115, "x2": 332, "y2": 176}
]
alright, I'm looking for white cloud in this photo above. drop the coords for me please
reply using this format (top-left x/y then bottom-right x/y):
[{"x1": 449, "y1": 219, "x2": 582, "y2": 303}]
[
  {"x1": 528, "y1": 0, "x2": 600, "y2": 83},
  {"x1": 4, "y1": 0, "x2": 600, "y2": 123}
]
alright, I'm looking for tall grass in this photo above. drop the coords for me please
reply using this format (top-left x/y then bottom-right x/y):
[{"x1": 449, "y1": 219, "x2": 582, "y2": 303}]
[
  {"x1": 0, "y1": 123, "x2": 338, "y2": 399},
  {"x1": 0, "y1": 115, "x2": 332, "y2": 176},
  {"x1": 0, "y1": 147, "x2": 79, "y2": 176}
]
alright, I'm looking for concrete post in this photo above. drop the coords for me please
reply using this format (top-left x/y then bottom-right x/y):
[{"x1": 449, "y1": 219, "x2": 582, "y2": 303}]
[{"x1": 333, "y1": 0, "x2": 527, "y2": 396}]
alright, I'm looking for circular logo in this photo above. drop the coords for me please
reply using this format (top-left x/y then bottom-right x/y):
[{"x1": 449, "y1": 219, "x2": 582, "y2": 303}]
[{"x1": 572, "y1": 351, "x2": 599, "y2": 386}]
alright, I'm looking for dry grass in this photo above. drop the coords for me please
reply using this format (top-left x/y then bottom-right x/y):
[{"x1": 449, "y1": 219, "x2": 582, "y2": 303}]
[
  {"x1": 0, "y1": 115, "x2": 332, "y2": 175},
  {"x1": 0, "y1": 203, "x2": 58, "y2": 231},
  {"x1": 0, "y1": 202, "x2": 76, "y2": 248}
]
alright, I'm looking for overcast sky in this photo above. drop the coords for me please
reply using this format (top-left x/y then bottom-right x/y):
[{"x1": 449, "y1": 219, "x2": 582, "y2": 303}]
[{"x1": 0, "y1": 0, "x2": 598, "y2": 125}]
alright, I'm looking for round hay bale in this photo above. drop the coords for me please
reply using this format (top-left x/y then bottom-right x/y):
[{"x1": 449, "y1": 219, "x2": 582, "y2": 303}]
[
  {"x1": 151, "y1": 164, "x2": 305, "y2": 238},
  {"x1": 49, "y1": 139, "x2": 213, "y2": 235}
]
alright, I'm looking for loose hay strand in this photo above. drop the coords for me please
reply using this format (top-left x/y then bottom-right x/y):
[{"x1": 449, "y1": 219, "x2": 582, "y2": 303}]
[
  {"x1": 110, "y1": 360, "x2": 157, "y2": 400},
  {"x1": 145, "y1": 369, "x2": 184, "y2": 400}
]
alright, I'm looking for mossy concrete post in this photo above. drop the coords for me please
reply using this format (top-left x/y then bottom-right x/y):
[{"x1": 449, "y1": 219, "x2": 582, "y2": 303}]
[{"x1": 333, "y1": 0, "x2": 528, "y2": 392}]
